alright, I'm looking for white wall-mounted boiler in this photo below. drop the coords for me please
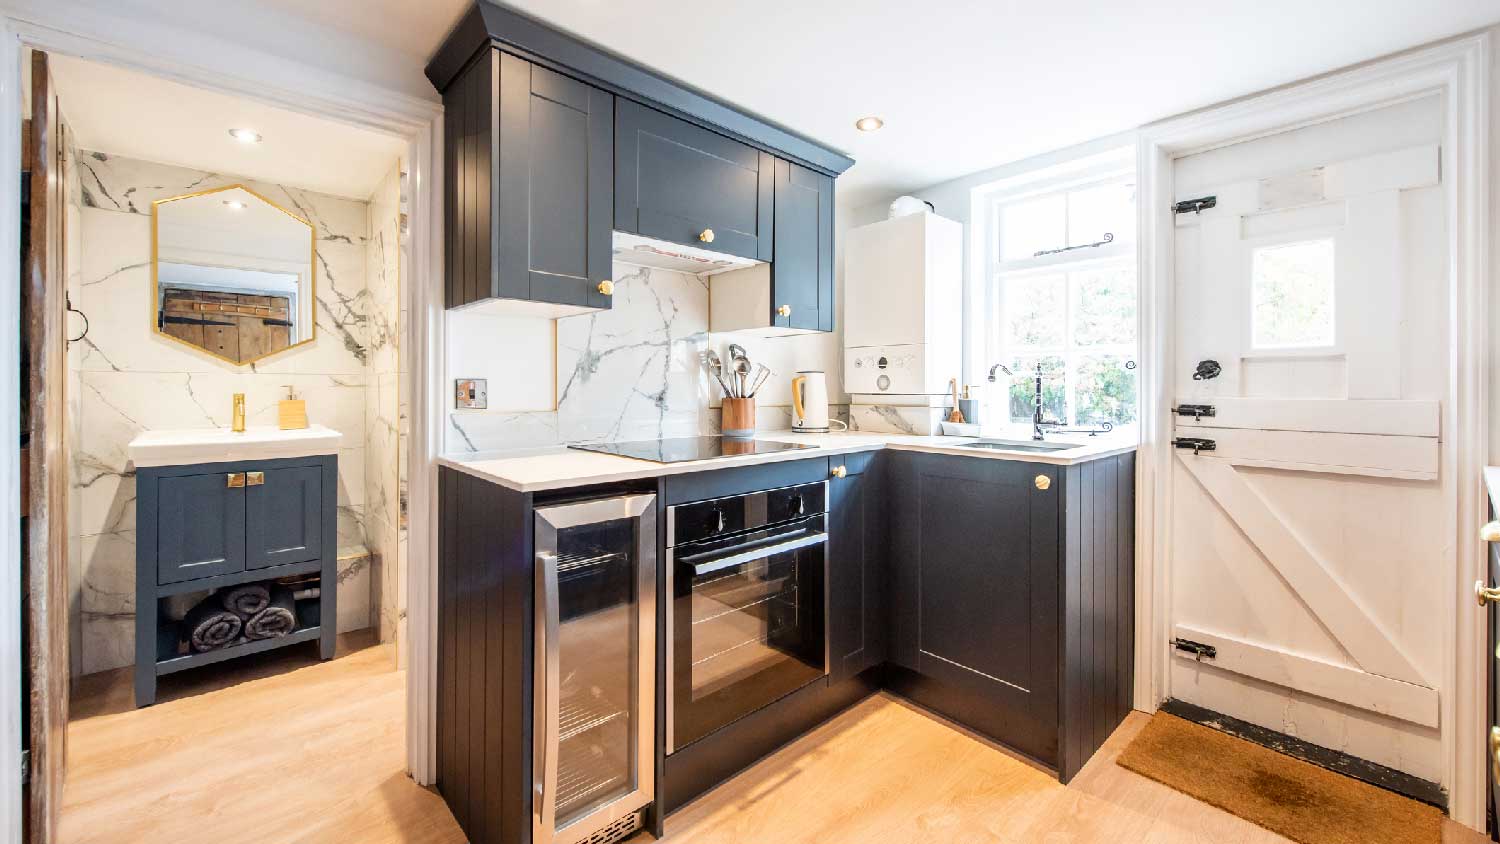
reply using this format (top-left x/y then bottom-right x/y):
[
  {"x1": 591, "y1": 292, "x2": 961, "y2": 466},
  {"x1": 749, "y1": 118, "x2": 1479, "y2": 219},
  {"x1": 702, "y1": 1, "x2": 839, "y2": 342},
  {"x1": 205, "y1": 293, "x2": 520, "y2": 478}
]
[{"x1": 843, "y1": 211, "x2": 962, "y2": 404}]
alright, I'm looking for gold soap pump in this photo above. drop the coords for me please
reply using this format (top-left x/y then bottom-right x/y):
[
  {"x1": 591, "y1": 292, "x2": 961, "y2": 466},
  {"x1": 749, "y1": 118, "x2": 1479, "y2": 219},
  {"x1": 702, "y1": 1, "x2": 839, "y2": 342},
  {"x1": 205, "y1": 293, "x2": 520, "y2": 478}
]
[{"x1": 232, "y1": 393, "x2": 246, "y2": 433}]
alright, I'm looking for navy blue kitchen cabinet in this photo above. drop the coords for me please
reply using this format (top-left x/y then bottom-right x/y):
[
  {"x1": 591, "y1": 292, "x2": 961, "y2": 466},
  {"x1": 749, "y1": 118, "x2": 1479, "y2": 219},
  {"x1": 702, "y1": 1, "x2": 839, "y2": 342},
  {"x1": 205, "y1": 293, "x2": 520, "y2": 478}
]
[
  {"x1": 614, "y1": 99, "x2": 774, "y2": 262},
  {"x1": 828, "y1": 451, "x2": 886, "y2": 683},
  {"x1": 771, "y1": 159, "x2": 835, "y2": 332},
  {"x1": 885, "y1": 449, "x2": 1135, "y2": 783},
  {"x1": 441, "y1": 48, "x2": 615, "y2": 314},
  {"x1": 134, "y1": 454, "x2": 337, "y2": 707}
]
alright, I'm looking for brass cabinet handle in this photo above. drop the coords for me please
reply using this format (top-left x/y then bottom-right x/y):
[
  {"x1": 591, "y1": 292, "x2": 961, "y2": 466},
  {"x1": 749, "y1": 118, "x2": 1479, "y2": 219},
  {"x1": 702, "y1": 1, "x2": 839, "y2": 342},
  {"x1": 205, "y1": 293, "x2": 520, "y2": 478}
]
[
  {"x1": 831, "y1": 465, "x2": 847, "y2": 479},
  {"x1": 226, "y1": 473, "x2": 246, "y2": 488},
  {"x1": 777, "y1": 304, "x2": 792, "y2": 318},
  {"x1": 698, "y1": 228, "x2": 715, "y2": 243},
  {"x1": 1477, "y1": 580, "x2": 1500, "y2": 607},
  {"x1": 1035, "y1": 474, "x2": 1051, "y2": 491},
  {"x1": 247, "y1": 471, "x2": 265, "y2": 487},
  {"x1": 1482, "y1": 521, "x2": 1500, "y2": 542},
  {"x1": 1490, "y1": 727, "x2": 1500, "y2": 784},
  {"x1": 597, "y1": 280, "x2": 614, "y2": 296}
]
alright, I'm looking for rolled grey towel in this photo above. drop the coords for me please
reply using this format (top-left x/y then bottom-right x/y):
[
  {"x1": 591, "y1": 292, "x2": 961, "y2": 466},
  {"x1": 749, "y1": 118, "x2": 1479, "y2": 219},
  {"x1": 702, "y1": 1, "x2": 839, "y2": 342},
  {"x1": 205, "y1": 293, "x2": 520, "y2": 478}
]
[
  {"x1": 219, "y1": 582, "x2": 270, "y2": 616},
  {"x1": 244, "y1": 586, "x2": 298, "y2": 640},
  {"x1": 182, "y1": 597, "x2": 243, "y2": 652}
]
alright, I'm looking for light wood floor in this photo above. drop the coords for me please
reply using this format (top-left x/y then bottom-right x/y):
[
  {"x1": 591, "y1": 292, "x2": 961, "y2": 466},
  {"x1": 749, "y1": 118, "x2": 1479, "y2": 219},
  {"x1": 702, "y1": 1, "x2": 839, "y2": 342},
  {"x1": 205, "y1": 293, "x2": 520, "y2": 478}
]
[{"x1": 62, "y1": 639, "x2": 1489, "y2": 844}]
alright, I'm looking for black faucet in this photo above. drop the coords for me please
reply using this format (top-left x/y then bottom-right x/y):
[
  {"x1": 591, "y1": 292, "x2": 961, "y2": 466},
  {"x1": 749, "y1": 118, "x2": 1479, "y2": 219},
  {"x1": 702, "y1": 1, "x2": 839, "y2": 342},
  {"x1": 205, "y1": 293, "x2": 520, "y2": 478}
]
[{"x1": 989, "y1": 361, "x2": 1114, "y2": 441}]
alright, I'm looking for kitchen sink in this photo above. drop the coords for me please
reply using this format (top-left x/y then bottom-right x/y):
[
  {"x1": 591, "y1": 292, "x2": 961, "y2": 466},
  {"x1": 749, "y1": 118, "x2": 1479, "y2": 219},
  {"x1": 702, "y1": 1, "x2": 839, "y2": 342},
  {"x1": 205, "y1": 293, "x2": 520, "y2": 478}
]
[{"x1": 955, "y1": 439, "x2": 1083, "y2": 453}]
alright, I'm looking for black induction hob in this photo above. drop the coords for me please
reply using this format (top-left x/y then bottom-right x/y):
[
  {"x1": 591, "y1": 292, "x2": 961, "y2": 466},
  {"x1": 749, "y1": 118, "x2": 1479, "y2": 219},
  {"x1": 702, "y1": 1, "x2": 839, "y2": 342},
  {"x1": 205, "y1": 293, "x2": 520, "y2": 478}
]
[{"x1": 569, "y1": 436, "x2": 817, "y2": 464}]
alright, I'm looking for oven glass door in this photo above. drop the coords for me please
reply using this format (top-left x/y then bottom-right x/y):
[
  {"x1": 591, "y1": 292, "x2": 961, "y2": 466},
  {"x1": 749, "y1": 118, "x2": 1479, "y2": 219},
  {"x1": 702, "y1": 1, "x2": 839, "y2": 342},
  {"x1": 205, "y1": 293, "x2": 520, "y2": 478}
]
[{"x1": 669, "y1": 515, "x2": 826, "y2": 752}]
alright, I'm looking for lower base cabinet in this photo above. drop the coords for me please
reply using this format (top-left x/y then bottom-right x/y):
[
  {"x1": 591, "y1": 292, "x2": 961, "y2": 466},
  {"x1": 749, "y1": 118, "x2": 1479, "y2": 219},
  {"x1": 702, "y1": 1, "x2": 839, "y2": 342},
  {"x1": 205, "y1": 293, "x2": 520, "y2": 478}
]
[{"x1": 434, "y1": 449, "x2": 1135, "y2": 843}]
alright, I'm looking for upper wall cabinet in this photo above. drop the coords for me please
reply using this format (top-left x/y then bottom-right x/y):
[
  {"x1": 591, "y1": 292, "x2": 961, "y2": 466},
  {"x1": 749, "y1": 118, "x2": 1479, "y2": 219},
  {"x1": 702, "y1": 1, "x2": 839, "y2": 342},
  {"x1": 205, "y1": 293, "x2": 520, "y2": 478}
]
[
  {"x1": 442, "y1": 48, "x2": 615, "y2": 316},
  {"x1": 427, "y1": 2, "x2": 854, "y2": 323},
  {"x1": 615, "y1": 100, "x2": 773, "y2": 262}
]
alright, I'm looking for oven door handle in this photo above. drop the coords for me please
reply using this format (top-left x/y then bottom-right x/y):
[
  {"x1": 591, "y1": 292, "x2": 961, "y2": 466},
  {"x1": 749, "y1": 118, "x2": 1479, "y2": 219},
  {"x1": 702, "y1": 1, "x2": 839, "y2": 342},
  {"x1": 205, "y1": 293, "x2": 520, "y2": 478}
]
[{"x1": 688, "y1": 532, "x2": 828, "y2": 577}]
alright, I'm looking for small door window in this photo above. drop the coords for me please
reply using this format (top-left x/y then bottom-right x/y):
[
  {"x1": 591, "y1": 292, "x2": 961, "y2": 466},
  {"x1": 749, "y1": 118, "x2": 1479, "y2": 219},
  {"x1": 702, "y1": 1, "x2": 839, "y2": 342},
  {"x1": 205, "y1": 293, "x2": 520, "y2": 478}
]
[{"x1": 1250, "y1": 238, "x2": 1335, "y2": 350}]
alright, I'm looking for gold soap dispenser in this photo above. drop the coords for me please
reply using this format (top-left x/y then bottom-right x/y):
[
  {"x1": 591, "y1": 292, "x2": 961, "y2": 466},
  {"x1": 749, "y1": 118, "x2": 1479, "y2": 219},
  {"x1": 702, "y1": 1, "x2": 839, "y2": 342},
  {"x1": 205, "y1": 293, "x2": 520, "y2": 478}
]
[{"x1": 232, "y1": 393, "x2": 246, "y2": 433}]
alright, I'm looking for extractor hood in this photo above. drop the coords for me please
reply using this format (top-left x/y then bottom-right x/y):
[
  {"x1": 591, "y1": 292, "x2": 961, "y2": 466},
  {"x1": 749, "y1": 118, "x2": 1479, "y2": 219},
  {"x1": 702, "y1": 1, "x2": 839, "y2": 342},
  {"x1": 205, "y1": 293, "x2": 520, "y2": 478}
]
[{"x1": 610, "y1": 231, "x2": 762, "y2": 277}]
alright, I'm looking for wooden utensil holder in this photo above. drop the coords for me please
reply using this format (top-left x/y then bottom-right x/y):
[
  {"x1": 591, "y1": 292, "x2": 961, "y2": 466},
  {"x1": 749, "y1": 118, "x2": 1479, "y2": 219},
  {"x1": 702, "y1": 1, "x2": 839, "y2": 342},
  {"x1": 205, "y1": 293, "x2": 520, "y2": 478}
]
[{"x1": 721, "y1": 397, "x2": 756, "y2": 439}]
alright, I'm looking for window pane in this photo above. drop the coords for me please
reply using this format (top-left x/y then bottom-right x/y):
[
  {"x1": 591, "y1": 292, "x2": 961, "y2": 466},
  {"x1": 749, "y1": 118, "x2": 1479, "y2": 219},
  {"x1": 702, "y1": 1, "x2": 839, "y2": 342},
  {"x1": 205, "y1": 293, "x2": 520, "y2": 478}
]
[
  {"x1": 1067, "y1": 182, "x2": 1135, "y2": 247},
  {"x1": 1003, "y1": 274, "x2": 1065, "y2": 348},
  {"x1": 1074, "y1": 354, "x2": 1138, "y2": 426},
  {"x1": 1072, "y1": 266, "x2": 1136, "y2": 346},
  {"x1": 1251, "y1": 239, "x2": 1335, "y2": 349},
  {"x1": 1000, "y1": 355, "x2": 1066, "y2": 424},
  {"x1": 999, "y1": 194, "x2": 1065, "y2": 261}
]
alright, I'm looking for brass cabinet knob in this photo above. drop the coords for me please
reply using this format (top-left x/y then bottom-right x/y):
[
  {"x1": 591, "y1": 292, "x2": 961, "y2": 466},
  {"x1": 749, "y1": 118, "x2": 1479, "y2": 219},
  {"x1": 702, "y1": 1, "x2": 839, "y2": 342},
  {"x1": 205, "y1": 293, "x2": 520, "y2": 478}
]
[
  {"x1": 1477, "y1": 580, "x2": 1500, "y2": 607},
  {"x1": 1491, "y1": 727, "x2": 1500, "y2": 784},
  {"x1": 247, "y1": 471, "x2": 265, "y2": 487},
  {"x1": 1034, "y1": 474, "x2": 1051, "y2": 491},
  {"x1": 699, "y1": 228, "x2": 715, "y2": 243},
  {"x1": 777, "y1": 304, "x2": 792, "y2": 318},
  {"x1": 226, "y1": 472, "x2": 246, "y2": 488},
  {"x1": 1482, "y1": 521, "x2": 1500, "y2": 542},
  {"x1": 831, "y1": 465, "x2": 847, "y2": 479},
  {"x1": 597, "y1": 279, "x2": 614, "y2": 296}
]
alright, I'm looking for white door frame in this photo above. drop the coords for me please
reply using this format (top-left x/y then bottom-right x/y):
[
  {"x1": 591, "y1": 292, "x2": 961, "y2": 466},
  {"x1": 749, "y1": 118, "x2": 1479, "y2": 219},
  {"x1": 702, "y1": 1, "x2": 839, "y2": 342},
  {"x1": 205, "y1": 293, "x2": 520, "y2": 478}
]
[
  {"x1": 1134, "y1": 33, "x2": 1490, "y2": 827},
  {"x1": 0, "y1": 7, "x2": 448, "y2": 839}
]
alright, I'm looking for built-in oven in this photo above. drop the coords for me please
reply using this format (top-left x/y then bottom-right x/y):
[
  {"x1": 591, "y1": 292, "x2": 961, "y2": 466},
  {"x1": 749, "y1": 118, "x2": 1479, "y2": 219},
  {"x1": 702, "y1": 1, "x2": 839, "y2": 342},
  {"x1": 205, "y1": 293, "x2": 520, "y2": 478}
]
[{"x1": 665, "y1": 481, "x2": 828, "y2": 754}]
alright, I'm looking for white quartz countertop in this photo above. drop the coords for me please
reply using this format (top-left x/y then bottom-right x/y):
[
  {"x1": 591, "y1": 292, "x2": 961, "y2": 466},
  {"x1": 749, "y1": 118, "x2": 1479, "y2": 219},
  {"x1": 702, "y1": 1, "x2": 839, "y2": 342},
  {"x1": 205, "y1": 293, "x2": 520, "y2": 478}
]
[
  {"x1": 128, "y1": 424, "x2": 343, "y2": 468},
  {"x1": 438, "y1": 431, "x2": 1137, "y2": 493}
]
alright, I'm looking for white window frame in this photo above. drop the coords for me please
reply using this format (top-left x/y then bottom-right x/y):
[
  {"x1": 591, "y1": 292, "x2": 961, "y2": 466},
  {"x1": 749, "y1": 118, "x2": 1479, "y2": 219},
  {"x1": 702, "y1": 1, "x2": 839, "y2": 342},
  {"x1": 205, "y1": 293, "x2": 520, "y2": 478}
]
[{"x1": 978, "y1": 168, "x2": 1138, "y2": 427}]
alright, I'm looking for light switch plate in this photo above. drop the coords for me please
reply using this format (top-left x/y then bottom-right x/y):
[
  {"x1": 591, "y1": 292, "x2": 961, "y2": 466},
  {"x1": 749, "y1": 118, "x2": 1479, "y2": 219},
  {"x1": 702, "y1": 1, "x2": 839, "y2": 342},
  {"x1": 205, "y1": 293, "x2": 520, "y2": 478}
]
[{"x1": 454, "y1": 378, "x2": 488, "y2": 409}]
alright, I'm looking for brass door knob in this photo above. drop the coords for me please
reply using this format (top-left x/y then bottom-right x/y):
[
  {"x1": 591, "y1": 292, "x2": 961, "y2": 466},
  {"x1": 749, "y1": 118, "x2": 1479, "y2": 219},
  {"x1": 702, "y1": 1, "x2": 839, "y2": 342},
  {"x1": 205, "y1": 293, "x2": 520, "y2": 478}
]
[
  {"x1": 698, "y1": 228, "x2": 715, "y2": 243},
  {"x1": 831, "y1": 465, "x2": 847, "y2": 479},
  {"x1": 1034, "y1": 474, "x2": 1051, "y2": 491},
  {"x1": 226, "y1": 473, "x2": 246, "y2": 488},
  {"x1": 1476, "y1": 580, "x2": 1500, "y2": 607},
  {"x1": 247, "y1": 471, "x2": 265, "y2": 487},
  {"x1": 777, "y1": 304, "x2": 792, "y2": 318},
  {"x1": 597, "y1": 279, "x2": 614, "y2": 296},
  {"x1": 1482, "y1": 521, "x2": 1500, "y2": 542}
]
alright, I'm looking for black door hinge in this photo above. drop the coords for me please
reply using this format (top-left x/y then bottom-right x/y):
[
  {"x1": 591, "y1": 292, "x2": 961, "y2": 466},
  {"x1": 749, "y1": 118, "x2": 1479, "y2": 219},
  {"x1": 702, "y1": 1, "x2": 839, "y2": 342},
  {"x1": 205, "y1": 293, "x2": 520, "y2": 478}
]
[
  {"x1": 1173, "y1": 196, "x2": 1217, "y2": 215},
  {"x1": 1173, "y1": 404, "x2": 1216, "y2": 421},
  {"x1": 1172, "y1": 437, "x2": 1216, "y2": 454},
  {"x1": 1172, "y1": 638, "x2": 1217, "y2": 662}
]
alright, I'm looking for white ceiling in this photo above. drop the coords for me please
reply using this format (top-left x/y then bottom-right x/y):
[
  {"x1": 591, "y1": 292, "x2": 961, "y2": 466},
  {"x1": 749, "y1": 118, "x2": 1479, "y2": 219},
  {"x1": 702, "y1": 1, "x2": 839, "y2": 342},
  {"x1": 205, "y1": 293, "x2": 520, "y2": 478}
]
[{"x1": 48, "y1": 55, "x2": 408, "y2": 200}]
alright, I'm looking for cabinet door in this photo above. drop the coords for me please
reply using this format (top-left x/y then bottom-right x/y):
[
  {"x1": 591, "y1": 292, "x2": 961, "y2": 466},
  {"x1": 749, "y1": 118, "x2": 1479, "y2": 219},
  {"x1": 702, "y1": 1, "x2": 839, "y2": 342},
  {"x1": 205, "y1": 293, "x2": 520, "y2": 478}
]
[
  {"x1": 444, "y1": 49, "x2": 614, "y2": 311},
  {"x1": 827, "y1": 452, "x2": 885, "y2": 683},
  {"x1": 245, "y1": 465, "x2": 324, "y2": 570},
  {"x1": 771, "y1": 159, "x2": 834, "y2": 332},
  {"x1": 615, "y1": 100, "x2": 773, "y2": 261},
  {"x1": 889, "y1": 452, "x2": 1059, "y2": 755},
  {"x1": 156, "y1": 471, "x2": 246, "y2": 585}
]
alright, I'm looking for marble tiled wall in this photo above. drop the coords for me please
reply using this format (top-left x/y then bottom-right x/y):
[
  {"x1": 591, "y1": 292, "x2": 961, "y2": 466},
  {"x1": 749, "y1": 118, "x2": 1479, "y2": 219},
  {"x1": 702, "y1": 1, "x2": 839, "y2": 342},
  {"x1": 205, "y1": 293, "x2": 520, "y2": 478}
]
[
  {"x1": 446, "y1": 265, "x2": 847, "y2": 454},
  {"x1": 70, "y1": 152, "x2": 387, "y2": 674},
  {"x1": 364, "y1": 162, "x2": 407, "y2": 661}
]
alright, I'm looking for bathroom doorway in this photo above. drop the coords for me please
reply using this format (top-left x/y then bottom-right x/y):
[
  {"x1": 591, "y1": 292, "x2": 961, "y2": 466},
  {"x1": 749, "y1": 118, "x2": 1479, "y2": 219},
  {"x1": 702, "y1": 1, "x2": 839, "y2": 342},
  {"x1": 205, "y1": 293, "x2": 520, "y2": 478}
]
[{"x1": 18, "y1": 47, "x2": 434, "y2": 843}]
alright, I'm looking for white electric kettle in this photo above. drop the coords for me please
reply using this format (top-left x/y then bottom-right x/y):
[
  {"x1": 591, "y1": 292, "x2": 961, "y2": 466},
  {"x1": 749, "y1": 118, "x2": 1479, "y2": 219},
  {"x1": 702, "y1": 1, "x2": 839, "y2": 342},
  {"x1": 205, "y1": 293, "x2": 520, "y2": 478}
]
[{"x1": 790, "y1": 371, "x2": 847, "y2": 433}]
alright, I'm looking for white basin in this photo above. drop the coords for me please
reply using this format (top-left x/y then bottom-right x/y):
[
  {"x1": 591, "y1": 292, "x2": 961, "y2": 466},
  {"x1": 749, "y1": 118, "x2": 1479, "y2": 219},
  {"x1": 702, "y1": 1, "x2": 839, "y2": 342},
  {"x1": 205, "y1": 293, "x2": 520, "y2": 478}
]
[{"x1": 127, "y1": 424, "x2": 343, "y2": 468}]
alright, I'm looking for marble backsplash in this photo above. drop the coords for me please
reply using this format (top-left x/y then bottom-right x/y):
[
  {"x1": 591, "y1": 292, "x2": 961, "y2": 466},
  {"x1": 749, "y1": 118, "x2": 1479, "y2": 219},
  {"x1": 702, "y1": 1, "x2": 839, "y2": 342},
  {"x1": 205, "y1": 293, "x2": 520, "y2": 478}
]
[
  {"x1": 70, "y1": 150, "x2": 400, "y2": 675},
  {"x1": 446, "y1": 264, "x2": 847, "y2": 454}
]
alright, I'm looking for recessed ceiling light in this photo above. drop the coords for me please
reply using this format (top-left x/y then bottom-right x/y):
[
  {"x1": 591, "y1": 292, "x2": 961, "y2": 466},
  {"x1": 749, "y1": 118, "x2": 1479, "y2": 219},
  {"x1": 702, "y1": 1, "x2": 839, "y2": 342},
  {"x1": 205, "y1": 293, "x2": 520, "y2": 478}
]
[
  {"x1": 223, "y1": 199, "x2": 247, "y2": 210},
  {"x1": 854, "y1": 116, "x2": 884, "y2": 132},
  {"x1": 228, "y1": 128, "x2": 262, "y2": 144}
]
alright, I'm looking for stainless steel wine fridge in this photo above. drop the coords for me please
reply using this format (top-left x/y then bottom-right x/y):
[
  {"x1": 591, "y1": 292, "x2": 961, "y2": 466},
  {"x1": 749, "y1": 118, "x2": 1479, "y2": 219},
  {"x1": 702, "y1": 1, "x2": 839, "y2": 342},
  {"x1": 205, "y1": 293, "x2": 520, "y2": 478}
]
[{"x1": 533, "y1": 494, "x2": 656, "y2": 844}]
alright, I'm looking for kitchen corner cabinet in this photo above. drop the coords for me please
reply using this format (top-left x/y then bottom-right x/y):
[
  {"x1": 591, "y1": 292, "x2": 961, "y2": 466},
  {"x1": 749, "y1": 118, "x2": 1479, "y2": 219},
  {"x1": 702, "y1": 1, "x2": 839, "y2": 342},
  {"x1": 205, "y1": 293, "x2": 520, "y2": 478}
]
[
  {"x1": 134, "y1": 454, "x2": 337, "y2": 707},
  {"x1": 442, "y1": 48, "x2": 614, "y2": 315},
  {"x1": 886, "y1": 449, "x2": 1135, "y2": 782},
  {"x1": 828, "y1": 451, "x2": 886, "y2": 683},
  {"x1": 770, "y1": 159, "x2": 835, "y2": 332}
]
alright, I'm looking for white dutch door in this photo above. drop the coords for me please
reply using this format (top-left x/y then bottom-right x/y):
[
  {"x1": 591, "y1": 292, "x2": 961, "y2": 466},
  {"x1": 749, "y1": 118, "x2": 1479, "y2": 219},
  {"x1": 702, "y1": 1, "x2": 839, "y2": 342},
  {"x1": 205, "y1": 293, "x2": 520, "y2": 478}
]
[{"x1": 1168, "y1": 95, "x2": 1447, "y2": 782}]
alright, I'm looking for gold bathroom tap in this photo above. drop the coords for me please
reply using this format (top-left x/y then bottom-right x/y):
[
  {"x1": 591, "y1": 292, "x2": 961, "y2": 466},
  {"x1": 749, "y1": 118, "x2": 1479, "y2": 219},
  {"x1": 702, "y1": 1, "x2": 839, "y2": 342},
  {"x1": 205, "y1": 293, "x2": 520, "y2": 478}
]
[{"x1": 232, "y1": 393, "x2": 246, "y2": 433}]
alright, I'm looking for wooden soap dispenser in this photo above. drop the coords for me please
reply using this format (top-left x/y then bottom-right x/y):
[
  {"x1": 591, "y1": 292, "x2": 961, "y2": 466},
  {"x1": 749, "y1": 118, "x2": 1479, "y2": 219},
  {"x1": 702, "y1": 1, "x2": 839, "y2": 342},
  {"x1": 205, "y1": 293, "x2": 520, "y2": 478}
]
[{"x1": 278, "y1": 385, "x2": 309, "y2": 430}]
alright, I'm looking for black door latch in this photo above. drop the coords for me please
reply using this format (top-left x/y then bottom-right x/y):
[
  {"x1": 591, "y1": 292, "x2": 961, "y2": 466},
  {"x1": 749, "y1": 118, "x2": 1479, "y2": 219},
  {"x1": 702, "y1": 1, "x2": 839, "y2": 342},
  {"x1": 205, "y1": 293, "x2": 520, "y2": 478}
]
[
  {"x1": 1173, "y1": 196, "x2": 1217, "y2": 215},
  {"x1": 1172, "y1": 638, "x2": 1217, "y2": 662},
  {"x1": 1172, "y1": 437, "x2": 1216, "y2": 455},
  {"x1": 1173, "y1": 404, "x2": 1216, "y2": 421}
]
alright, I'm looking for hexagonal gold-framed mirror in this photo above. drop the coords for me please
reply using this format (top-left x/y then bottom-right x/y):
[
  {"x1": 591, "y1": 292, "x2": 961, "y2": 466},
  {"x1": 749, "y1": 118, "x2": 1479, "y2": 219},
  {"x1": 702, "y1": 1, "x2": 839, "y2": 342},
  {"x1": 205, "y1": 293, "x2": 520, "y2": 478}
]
[{"x1": 152, "y1": 184, "x2": 317, "y2": 365}]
